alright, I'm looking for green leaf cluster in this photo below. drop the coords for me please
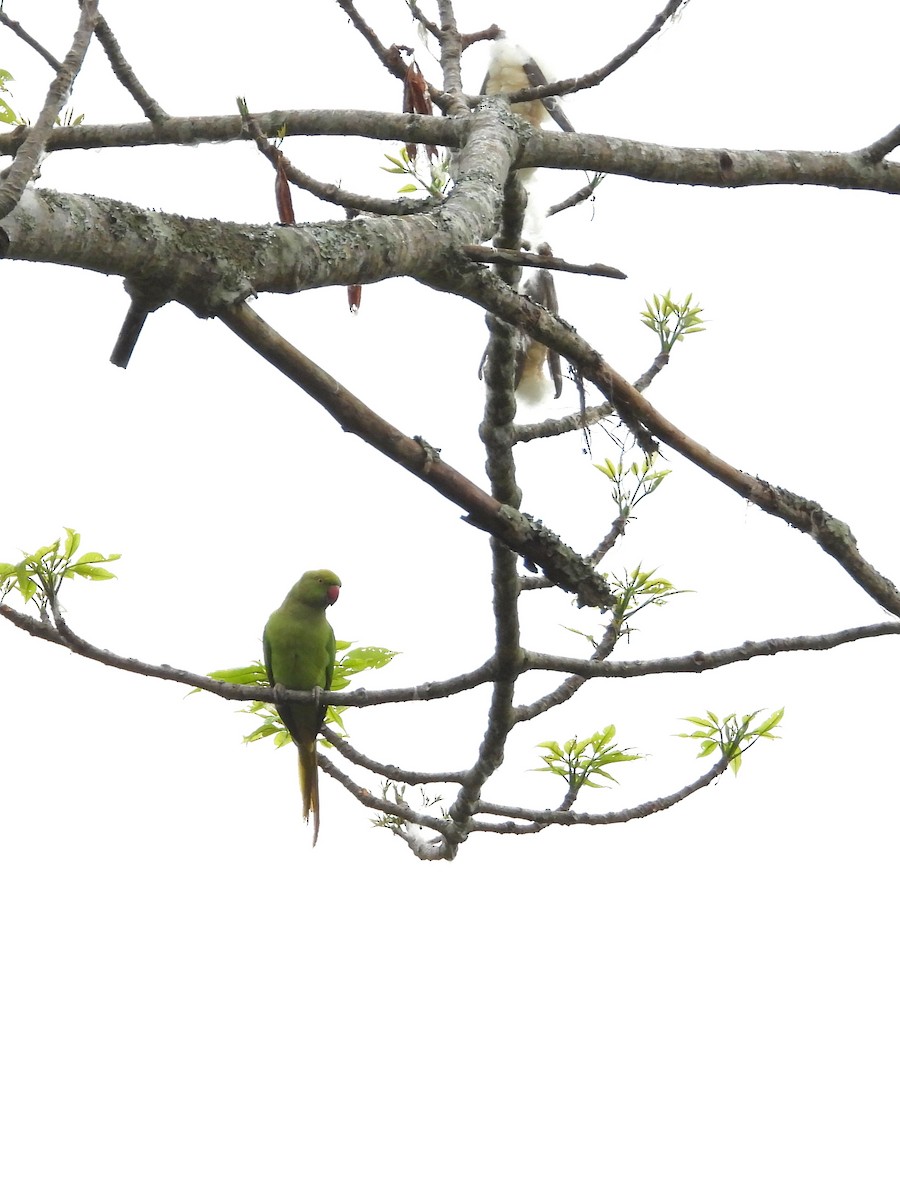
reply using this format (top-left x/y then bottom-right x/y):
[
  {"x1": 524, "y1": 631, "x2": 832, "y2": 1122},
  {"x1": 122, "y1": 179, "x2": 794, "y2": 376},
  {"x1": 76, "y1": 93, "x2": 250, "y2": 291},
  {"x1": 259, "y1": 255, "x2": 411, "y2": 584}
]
[
  {"x1": 641, "y1": 290, "x2": 706, "y2": 354},
  {"x1": 536, "y1": 727, "x2": 641, "y2": 793},
  {"x1": 382, "y1": 146, "x2": 451, "y2": 198},
  {"x1": 595, "y1": 451, "x2": 670, "y2": 519},
  {"x1": 0, "y1": 528, "x2": 120, "y2": 611},
  {"x1": 608, "y1": 563, "x2": 682, "y2": 632},
  {"x1": 206, "y1": 642, "x2": 399, "y2": 745},
  {"x1": 677, "y1": 708, "x2": 784, "y2": 774},
  {"x1": 0, "y1": 69, "x2": 21, "y2": 125},
  {"x1": 0, "y1": 70, "x2": 81, "y2": 126}
]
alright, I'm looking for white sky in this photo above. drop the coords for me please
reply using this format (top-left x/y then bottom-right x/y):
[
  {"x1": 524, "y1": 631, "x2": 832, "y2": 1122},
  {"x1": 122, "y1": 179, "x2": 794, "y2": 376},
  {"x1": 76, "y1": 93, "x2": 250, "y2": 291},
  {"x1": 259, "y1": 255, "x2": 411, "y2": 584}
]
[{"x1": 2, "y1": 1, "x2": 899, "y2": 1196}]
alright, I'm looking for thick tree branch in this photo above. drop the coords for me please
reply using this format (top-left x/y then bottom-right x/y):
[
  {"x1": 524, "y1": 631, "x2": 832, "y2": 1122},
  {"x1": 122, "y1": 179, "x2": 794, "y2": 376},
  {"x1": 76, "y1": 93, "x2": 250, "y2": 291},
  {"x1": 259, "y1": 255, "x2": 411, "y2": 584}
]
[
  {"x1": 519, "y1": 130, "x2": 900, "y2": 192},
  {"x1": 4, "y1": 114, "x2": 900, "y2": 194},
  {"x1": 447, "y1": 187, "x2": 528, "y2": 839},
  {"x1": 219, "y1": 301, "x2": 614, "y2": 609},
  {"x1": 0, "y1": 110, "x2": 461, "y2": 158},
  {"x1": 442, "y1": 266, "x2": 900, "y2": 615},
  {"x1": 1, "y1": 104, "x2": 515, "y2": 306}
]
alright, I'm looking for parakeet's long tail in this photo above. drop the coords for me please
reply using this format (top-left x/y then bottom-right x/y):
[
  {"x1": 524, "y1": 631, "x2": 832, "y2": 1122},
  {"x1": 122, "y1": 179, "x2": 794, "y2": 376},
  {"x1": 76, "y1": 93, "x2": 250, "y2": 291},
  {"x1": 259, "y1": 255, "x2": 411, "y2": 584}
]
[{"x1": 297, "y1": 739, "x2": 320, "y2": 846}]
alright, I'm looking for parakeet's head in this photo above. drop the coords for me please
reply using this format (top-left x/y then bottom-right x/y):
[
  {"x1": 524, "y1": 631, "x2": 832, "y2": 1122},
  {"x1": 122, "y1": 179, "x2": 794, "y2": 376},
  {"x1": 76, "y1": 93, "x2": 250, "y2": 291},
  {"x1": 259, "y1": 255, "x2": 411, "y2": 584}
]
[{"x1": 288, "y1": 569, "x2": 341, "y2": 608}]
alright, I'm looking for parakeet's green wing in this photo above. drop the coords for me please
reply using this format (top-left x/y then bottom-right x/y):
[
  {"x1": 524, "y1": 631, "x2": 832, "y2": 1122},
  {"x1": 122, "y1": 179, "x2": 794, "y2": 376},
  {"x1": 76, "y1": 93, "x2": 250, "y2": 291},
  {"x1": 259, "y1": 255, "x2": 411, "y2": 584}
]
[
  {"x1": 319, "y1": 626, "x2": 336, "y2": 729},
  {"x1": 263, "y1": 627, "x2": 274, "y2": 688}
]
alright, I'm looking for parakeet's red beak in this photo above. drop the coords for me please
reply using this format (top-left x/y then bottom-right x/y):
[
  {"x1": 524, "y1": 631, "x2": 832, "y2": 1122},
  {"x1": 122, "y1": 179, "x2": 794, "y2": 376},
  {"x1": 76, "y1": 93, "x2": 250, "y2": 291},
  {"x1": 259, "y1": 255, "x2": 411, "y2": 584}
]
[{"x1": 327, "y1": 585, "x2": 340, "y2": 605}]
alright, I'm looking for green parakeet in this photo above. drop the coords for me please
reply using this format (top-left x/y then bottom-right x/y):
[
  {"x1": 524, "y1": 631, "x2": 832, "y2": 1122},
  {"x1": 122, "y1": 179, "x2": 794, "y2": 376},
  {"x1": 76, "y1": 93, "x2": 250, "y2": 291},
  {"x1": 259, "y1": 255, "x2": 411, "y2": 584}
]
[{"x1": 263, "y1": 569, "x2": 341, "y2": 846}]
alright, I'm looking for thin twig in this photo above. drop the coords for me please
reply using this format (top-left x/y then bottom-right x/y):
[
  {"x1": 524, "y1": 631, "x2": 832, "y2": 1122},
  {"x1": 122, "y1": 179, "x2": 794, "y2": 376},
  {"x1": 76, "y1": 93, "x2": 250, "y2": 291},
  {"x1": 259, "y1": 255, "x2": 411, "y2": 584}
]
[
  {"x1": 94, "y1": 14, "x2": 168, "y2": 123},
  {"x1": 464, "y1": 243, "x2": 626, "y2": 279},
  {"x1": 513, "y1": 403, "x2": 614, "y2": 443},
  {"x1": 521, "y1": 621, "x2": 900, "y2": 678},
  {"x1": 323, "y1": 728, "x2": 467, "y2": 785},
  {"x1": 0, "y1": 10, "x2": 62, "y2": 70},
  {"x1": 460, "y1": 24, "x2": 503, "y2": 51},
  {"x1": 406, "y1": 2, "x2": 440, "y2": 40},
  {"x1": 633, "y1": 349, "x2": 670, "y2": 392},
  {"x1": 547, "y1": 173, "x2": 603, "y2": 217},
  {"x1": 333, "y1": 0, "x2": 460, "y2": 112},
  {"x1": 319, "y1": 755, "x2": 452, "y2": 845},
  {"x1": 240, "y1": 105, "x2": 432, "y2": 216},
  {"x1": 470, "y1": 755, "x2": 729, "y2": 833},
  {"x1": 588, "y1": 514, "x2": 629, "y2": 564},
  {"x1": 512, "y1": 623, "x2": 619, "y2": 725},
  {"x1": 332, "y1": 0, "x2": 406, "y2": 78},
  {"x1": 502, "y1": 0, "x2": 690, "y2": 107}
]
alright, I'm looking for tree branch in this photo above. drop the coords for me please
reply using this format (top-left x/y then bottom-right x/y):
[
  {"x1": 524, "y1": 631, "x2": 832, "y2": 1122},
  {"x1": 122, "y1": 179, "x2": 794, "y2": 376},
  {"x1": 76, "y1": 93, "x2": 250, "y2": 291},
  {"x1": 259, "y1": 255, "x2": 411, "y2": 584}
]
[
  {"x1": 522, "y1": 621, "x2": 900, "y2": 678},
  {"x1": 219, "y1": 301, "x2": 614, "y2": 609},
  {"x1": 241, "y1": 105, "x2": 433, "y2": 216},
  {"x1": 463, "y1": 243, "x2": 626, "y2": 279},
  {"x1": 4, "y1": 114, "x2": 900, "y2": 194},
  {"x1": 513, "y1": 403, "x2": 614, "y2": 443},
  {"x1": 512, "y1": 623, "x2": 619, "y2": 725},
  {"x1": 93, "y1": 13, "x2": 169, "y2": 123},
  {"x1": 0, "y1": 0, "x2": 98, "y2": 221},
  {"x1": 502, "y1": 0, "x2": 690, "y2": 106},
  {"x1": 446, "y1": 188, "x2": 528, "y2": 840},
  {"x1": 323, "y1": 729, "x2": 467, "y2": 786},
  {"x1": 519, "y1": 130, "x2": 900, "y2": 192},
  {"x1": 319, "y1": 755, "x2": 453, "y2": 858},
  {"x1": 547, "y1": 172, "x2": 603, "y2": 217},
  {"x1": 443, "y1": 265, "x2": 900, "y2": 614},
  {"x1": 470, "y1": 755, "x2": 730, "y2": 832},
  {"x1": 0, "y1": 11, "x2": 63, "y2": 70},
  {"x1": 857, "y1": 122, "x2": 900, "y2": 163},
  {"x1": 0, "y1": 599, "x2": 496, "y2": 706}
]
